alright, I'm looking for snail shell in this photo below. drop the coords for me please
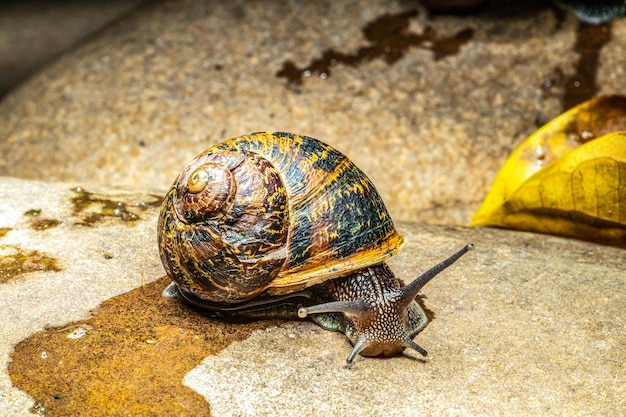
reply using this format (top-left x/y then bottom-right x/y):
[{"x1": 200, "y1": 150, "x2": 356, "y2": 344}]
[
  {"x1": 158, "y1": 131, "x2": 472, "y2": 363},
  {"x1": 158, "y1": 131, "x2": 404, "y2": 305}
]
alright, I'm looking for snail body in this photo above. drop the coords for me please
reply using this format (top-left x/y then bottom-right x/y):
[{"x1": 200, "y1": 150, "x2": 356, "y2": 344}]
[{"x1": 158, "y1": 132, "x2": 472, "y2": 363}]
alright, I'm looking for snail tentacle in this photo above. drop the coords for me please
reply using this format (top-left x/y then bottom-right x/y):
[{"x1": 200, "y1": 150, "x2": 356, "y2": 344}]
[
  {"x1": 346, "y1": 335, "x2": 369, "y2": 365},
  {"x1": 298, "y1": 300, "x2": 369, "y2": 320},
  {"x1": 396, "y1": 243, "x2": 475, "y2": 309},
  {"x1": 402, "y1": 336, "x2": 428, "y2": 357},
  {"x1": 301, "y1": 243, "x2": 474, "y2": 363}
]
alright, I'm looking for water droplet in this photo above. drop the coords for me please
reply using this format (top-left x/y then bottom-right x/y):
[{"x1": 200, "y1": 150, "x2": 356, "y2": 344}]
[{"x1": 67, "y1": 326, "x2": 90, "y2": 339}]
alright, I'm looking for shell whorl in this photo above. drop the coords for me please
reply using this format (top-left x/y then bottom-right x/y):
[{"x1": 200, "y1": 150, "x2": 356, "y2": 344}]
[
  {"x1": 159, "y1": 148, "x2": 290, "y2": 305},
  {"x1": 176, "y1": 162, "x2": 236, "y2": 223}
]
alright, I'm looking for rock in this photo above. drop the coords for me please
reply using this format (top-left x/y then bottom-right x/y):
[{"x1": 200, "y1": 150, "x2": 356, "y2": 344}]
[
  {"x1": 184, "y1": 226, "x2": 626, "y2": 417},
  {"x1": 2, "y1": 0, "x2": 625, "y2": 224},
  {"x1": 0, "y1": 0, "x2": 143, "y2": 98},
  {"x1": 0, "y1": 177, "x2": 163, "y2": 416},
  {"x1": 1, "y1": 176, "x2": 624, "y2": 416}
]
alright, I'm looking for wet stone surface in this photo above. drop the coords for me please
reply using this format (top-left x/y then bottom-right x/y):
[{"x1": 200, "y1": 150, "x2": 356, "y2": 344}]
[
  {"x1": 9, "y1": 276, "x2": 281, "y2": 416},
  {"x1": 1, "y1": 181, "x2": 624, "y2": 416},
  {"x1": 276, "y1": 10, "x2": 474, "y2": 84},
  {"x1": 0, "y1": 244, "x2": 60, "y2": 284},
  {"x1": 0, "y1": 177, "x2": 164, "y2": 416}
]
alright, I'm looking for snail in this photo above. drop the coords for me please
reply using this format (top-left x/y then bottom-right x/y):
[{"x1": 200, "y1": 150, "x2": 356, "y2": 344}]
[{"x1": 158, "y1": 131, "x2": 473, "y2": 364}]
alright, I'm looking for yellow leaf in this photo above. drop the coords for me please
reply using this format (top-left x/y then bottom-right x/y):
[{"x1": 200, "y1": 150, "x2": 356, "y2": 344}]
[{"x1": 472, "y1": 95, "x2": 626, "y2": 247}]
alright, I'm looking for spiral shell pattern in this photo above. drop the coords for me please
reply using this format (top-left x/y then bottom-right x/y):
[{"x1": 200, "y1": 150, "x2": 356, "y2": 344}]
[{"x1": 158, "y1": 132, "x2": 404, "y2": 306}]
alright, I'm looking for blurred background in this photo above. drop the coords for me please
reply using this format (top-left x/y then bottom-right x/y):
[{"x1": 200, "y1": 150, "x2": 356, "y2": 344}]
[{"x1": 0, "y1": 0, "x2": 624, "y2": 226}]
